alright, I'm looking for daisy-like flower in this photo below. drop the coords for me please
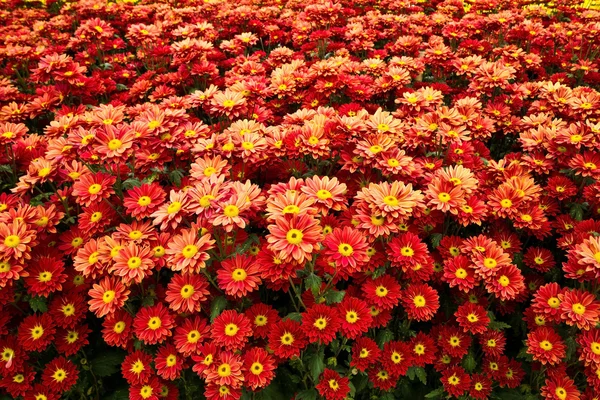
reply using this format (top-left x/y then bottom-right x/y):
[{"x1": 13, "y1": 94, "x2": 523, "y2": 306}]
[
  {"x1": 211, "y1": 310, "x2": 253, "y2": 351},
  {"x1": 71, "y1": 172, "x2": 116, "y2": 207},
  {"x1": 55, "y1": 325, "x2": 91, "y2": 357},
  {"x1": 155, "y1": 344, "x2": 184, "y2": 380},
  {"x1": 151, "y1": 190, "x2": 191, "y2": 231},
  {"x1": 266, "y1": 214, "x2": 323, "y2": 264},
  {"x1": 558, "y1": 289, "x2": 600, "y2": 330},
  {"x1": 368, "y1": 366, "x2": 396, "y2": 391},
  {"x1": 485, "y1": 264, "x2": 525, "y2": 301},
  {"x1": 18, "y1": 313, "x2": 56, "y2": 352},
  {"x1": 244, "y1": 303, "x2": 281, "y2": 339},
  {"x1": 210, "y1": 89, "x2": 247, "y2": 119},
  {"x1": 165, "y1": 273, "x2": 210, "y2": 313},
  {"x1": 362, "y1": 275, "x2": 402, "y2": 310},
  {"x1": 469, "y1": 373, "x2": 493, "y2": 400},
  {"x1": 205, "y1": 351, "x2": 245, "y2": 388},
  {"x1": 322, "y1": 227, "x2": 369, "y2": 272},
  {"x1": 316, "y1": 369, "x2": 350, "y2": 400},
  {"x1": 102, "y1": 310, "x2": 133, "y2": 349},
  {"x1": 122, "y1": 350, "x2": 153, "y2": 385},
  {"x1": 123, "y1": 183, "x2": 167, "y2": 219},
  {"x1": 243, "y1": 347, "x2": 276, "y2": 390},
  {"x1": 268, "y1": 319, "x2": 307, "y2": 359},
  {"x1": 88, "y1": 276, "x2": 130, "y2": 318},
  {"x1": 1, "y1": 367, "x2": 35, "y2": 397},
  {"x1": 526, "y1": 327, "x2": 566, "y2": 365},
  {"x1": 454, "y1": 302, "x2": 490, "y2": 334},
  {"x1": 130, "y1": 376, "x2": 161, "y2": 400},
  {"x1": 440, "y1": 327, "x2": 472, "y2": 358},
  {"x1": 133, "y1": 303, "x2": 175, "y2": 345},
  {"x1": 400, "y1": 284, "x2": 440, "y2": 322},
  {"x1": 356, "y1": 181, "x2": 425, "y2": 221},
  {"x1": 350, "y1": 337, "x2": 381, "y2": 372},
  {"x1": 531, "y1": 283, "x2": 564, "y2": 323},
  {"x1": 388, "y1": 232, "x2": 430, "y2": 269},
  {"x1": 41, "y1": 357, "x2": 79, "y2": 393},
  {"x1": 173, "y1": 316, "x2": 211, "y2": 356},
  {"x1": 576, "y1": 328, "x2": 600, "y2": 366},
  {"x1": 479, "y1": 330, "x2": 506, "y2": 358},
  {"x1": 0, "y1": 220, "x2": 36, "y2": 262},
  {"x1": 301, "y1": 176, "x2": 348, "y2": 215},
  {"x1": 337, "y1": 296, "x2": 372, "y2": 339},
  {"x1": 49, "y1": 292, "x2": 87, "y2": 328},
  {"x1": 24, "y1": 384, "x2": 60, "y2": 400},
  {"x1": 110, "y1": 242, "x2": 155, "y2": 285},
  {"x1": 24, "y1": 257, "x2": 67, "y2": 297},
  {"x1": 165, "y1": 228, "x2": 215, "y2": 275},
  {"x1": 472, "y1": 245, "x2": 512, "y2": 279},
  {"x1": 381, "y1": 340, "x2": 413, "y2": 377},
  {"x1": 216, "y1": 254, "x2": 262, "y2": 298},
  {"x1": 540, "y1": 375, "x2": 581, "y2": 400},
  {"x1": 442, "y1": 255, "x2": 477, "y2": 292},
  {"x1": 302, "y1": 304, "x2": 341, "y2": 345},
  {"x1": 410, "y1": 332, "x2": 437, "y2": 367},
  {"x1": 441, "y1": 366, "x2": 471, "y2": 398},
  {"x1": 0, "y1": 336, "x2": 26, "y2": 371}
]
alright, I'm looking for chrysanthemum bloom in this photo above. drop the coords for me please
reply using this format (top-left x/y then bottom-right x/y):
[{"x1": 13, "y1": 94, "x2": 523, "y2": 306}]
[
  {"x1": 71, "y1": 172, "x2": 116, "y2": 207},
  {"x1": 388, "y1": 232, "x2": 431, "y2": 269},
  {"x1": 122, "y1": 350, "x2": 153, "y2": 385},
  {"x1": 426, "y1": 180, "x2": 466, "y2": 214},
  {"x1": 151, "y1": 190, "x2": 191, "y2": 231},
  {"x1": 526, "y1": 327, "x2": 566, "y2": 365},
  {"x1": 0, "y1": 367, "x2": 35, "y2": 397},
  {"x1": 155, "y1": 344, "x2": 184, "y2": 380},
  {"x1": 95, "y1": 124, "x2": 135, "y2": 160},
  {"x1": 245, "y1": 303, "x2": 281, "y2": 340},
  {"x1": 24, "y1": 257, "x2": 67, "y2": 297},
  {"x1": 191, "y1": 342, "x2": 219, "y2": 378},
  {"x1": 442, "y1": 255, "x2": 477, "y2": 292},
  {"x1": 88, "y1": 276, "x2": 130, "y2": 318},
  {"x1": 472, "y1": 245, "x2": 512, "y2": 279},
  {"x1": 382, "y1": 340, "x2": 413, "y2": 376},
  {"x1": 73, "y1": 239, "x2": 105, "y2": 279},
  {"x1": 205, "y1": 351, "x2": 245, "y2": 388},
  {"x1": 165, "y1": 273, "x2": 210, "y2": 313},
  {"x1": 203, "y1": 383, "x2": 241, "y2": 400},
  {"x1": 368, "y1": 366, "x2": 396, "y2": 391},
  {"x1": 400, "y1": 284, "x2": 440, "y2": 321},
  {"x1": 479, "y1": 330, "x2": 506, "y2": 358},
  {"x1": 337, "y1": 296, "x2": 372, "y2": 339},
  {"x1": 165, "y1": 228, "x2": 214, "y2": 274},
  {"x1": 266, "y1": 214, "x2": 323, "y2": 263},
  {"x1": 469, "y1": 373, "x2": 493, "y2": 400},
  {"x1": 123, "y1": 183, "x2": 167, "y2": 219},
  {"x1": 576, "y1": 328, "x2": 600, "y2": 366},
  {"x1": 524, "y1": 247, "x2": 556, "y2": 273},
  {"x1": 531, "y1": 283, "x2": 565, "y2": 323},
  {"x1": 41, "y1": 357, "x2": 79, "y2": 393},
  {"x1": 322, "y1": 227, "x2": 369, "y2": 272},
  {"x1": 440, "y1": 327, "x2": 472, "y2": 358},
  {"x1": 350, "y1": 337, "x2": 381, "y2": 372},
  {"x1": 55, "y1": 325, "x2": 91, "y2": 357},
  {"x1": 0, "y1": 220, "x2": 35, "y2": 262},
  {"x1": 268, "y1": 319, "x2": 307, "y2": 359},
  {"x1": 355, "y1": 181, "x2": 425, "y2": 221},
  {"x1": 573, "y1": 235, "x2": 600, "y2": 275},
  {"x1": 558, "y1": 289, "x2": 600, "y2": 330},
  {"x1": 173, "y1": 316, "x2": 210, "y2": 356},
  {"x1": 129, "y1": 376, "x2": 161, "y2": 400},
  {"x1": 102, "y1": 310, "x2": 133, "y2": 349},
  {"x1": 316, "y1": 369, "x2": 350, "y2": 400},
  {"x1": 24, "y1": 384, "x2": 60, "y2": 400},
  {"x1": 18, "y1": 313, "x2": 56, "y2": 352},
  {"x1": 410, "y1": 332, "x2": 437, "y2": 367},
  {"x1": 301, "y1": 176, "x2": 348, "y2": 215},
  {"x1": 0, "y1": 336, "x2": 27, "y2": 371},
  {"x1": 133, "y1": 303, "x2": 175, "y2": 345},
  {"x1": 485, "y1": 264, "x2": 525, "y2": 301},
  {"x1": 455, "y1": 302, "x2": 490, "y2": 334},
  {"x1": 243, "y1": 347, "x2": 276, "y2": 390},
  {"x1": 110, "y1": 242, "x2": 155, "y2": 285},
  {"x1": 216, "y1": 254, "x2": 262, "y2": 298},
  {"x1": 362, "y1": 275, "x2": 401, "y2": 310},
  {"x1": 441, "y1": 366, "x2": 471, "y2": 398},
  {"x1": 540, "y1": 375, "x2": 581, "y2": 400},
  {"x1": 301, "y1": 304, "x2": 341, "y2": 345},
  {"x1": 265, "y1": 191, "x2": 317, "y2": 222},
  {"x1": 211, "y1": 310, "x2": 253, "y2": 351},
  {"x1": 210, "y1": 89, "x2": 247, "y2": 118}
]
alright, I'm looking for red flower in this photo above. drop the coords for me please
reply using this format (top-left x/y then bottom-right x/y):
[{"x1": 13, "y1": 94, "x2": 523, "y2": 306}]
[
  {"x1": 362, "y1": 274, "x2": 401, "y2": 310},
  {"x1": 243, "y1": 347, "x2": 276, "y2": 390},
  {"x1": 72, "y1": 172, "x2": 116, "y2": 206},
  {"x1": 110, "y1": 242, "x2": 155, "y2": 285},
  {"x1": 410, "y1": 332, "x2": 437, "y2": 367},
  {"x1": 400, "y1": 283, "x2": 440, "y2": 321},
  {"x1": 469, "y1": 373, "x2": 493, "y2": 400},
  {"x1": 316, "y1": 369, "x2": 350, "y2": 400},
  {"x1": 24, "y1": 256, "x2": 67, "y2": 297},
  {"x1": 350, "y1": 336, "x2": 381, "y2": 371},
  {"x1": 0, "y1": 367, "x2": 35, "y2": 397},
  {"x1": 479, "y1": 330, "x2": 506, "y2": 358},
  {"x1": 155, "y1": 344, "x2": 184, "y2": 380},
  {"x1": 123, "y1": 183, "x2": 166, "y2": 219},
  {"x1": 268, "y1": 319, "x2": 307, "y2": 359},
  {"x1": 55, "y1": 325, "x2": 91, "y2": 356},
  {"x1": 18, "y1": 313, "x2": 56, "y2": 352},
  {"x1": 133, "y1": 303, "x2": 175, "y2": 345},
  {"x1": 322, "y1": 227, "x2": 369, "y2": 272},
  {"x1": 204, "y1": 351, "x2": 244, "y2": 388},
  {"x1": 485, "y1": 264, "x2": 525, "y2": 301},
  {"x1": 165, "y1": 273, "x2": 210, "y2": 313},
  {"x1": 102, "y1": 310, "x2": 133, "y2": 349},
  {"x1": 130, "y1": 376, "x2": 161, "y2": 400},
  {"x1": 443, "y1": 255, "x2": 477, "y2": 292},
  {"x1": 576, "y1": 328, "x2": 600, "y2": 366},
  {"x1": 455, "y1": 302, "x2": 490, "y2": 334},
  {"x1": 173, "y1": 316, "x2": 211, "y2": 356},
  {"x1": 382, "y1": 340, "x2": 413, "y2": 377},
  {"x1": 165, "y1": 228, "x2": 214, "y2": 274},
  {"x1": 211, "y1": 310, "x2": 253, "y2": 351},
  {"x1": 541, "y1": 374, "x2": 581, "y2": 400},
  {"x1": 41, "y1": 357, "x2": 79, "y2": 394},
  {"x1": 216, "y1": 254, "x2": 262, "y2": 298},
  {"x1": 441, "y1": 366, "x2": 471, "y2": 398},
  {"x1": 531, "y1": 283, "x2": 565, "y2": 323},
  {"x1": 337, "y1": 296, "x2": 372, "y2": 339},
  {"x1": 439, "y1": 327, "x2": 472, "y2": 358},
  {"x1": 302, "y1": 304, "x2": 341, "y2": 344},
  {"x1": 88, "y1": 276, "x2": 130, "y2": 318},
  {"x1": 526, "y1": 327, "x2": 566, "y2": 365},
  {"x1": 558, "y1": 289, "x2": 600, "y2": 330},
  {"x1": 244, "y1": 303, "x2": 281, "y2": 339},
  {"x1": 388, "y1": 232, "x2": 430, "y2": 269},
  {"x1": 266, "y1": 214, "x2": 323, "y2": 264},
  {"x1": 122, "y1": 350, "x2": 153, "y2": 385}
]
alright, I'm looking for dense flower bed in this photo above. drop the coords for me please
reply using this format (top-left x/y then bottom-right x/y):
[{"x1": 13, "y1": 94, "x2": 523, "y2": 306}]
[{"x1": 0, "y1": 0, "x2": 600, "y2": 399}]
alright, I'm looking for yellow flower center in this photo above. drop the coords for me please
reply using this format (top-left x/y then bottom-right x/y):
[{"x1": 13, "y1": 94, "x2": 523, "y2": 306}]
[
  {"x1": 555, "y1": 387, "x2": 567, "y2": 400},
  {"x1": 401, "y1": 246, "x2": 414, "y2": 257},
  {"x1": 167, "y1": 202, "x2": 181, "y2": 214},
  {"x1": 377, "y1": 123, "x2": 390, "y2": 132},
  {"x1": 500, "y1": 199, "x2": 512, "y2": 208},
  {"x1": 467, "y1": 313, "x2": 478, "y2": 322},
  {"x1": 338, "y1": 243, "x2": 353, "y2": 256},
  {"x1": 166, "y1": 354, "x2": 177, "y2": 367},
  {"x1": 251, "y1": 362, "x2": 264, "y2": 375},
  {"x1": 131, "y1": 360, "x2": 145, "y2": 374},
  {"x1": 254, "y1": 315, "x2": 267, "y2": 326},
  {"x1": 591, "y1": 342, "x2": 600, "y2": 355},
  {"x1": 540, "y1": 340, "x2": 553, "y2": 351},
  {"x1": 281, "y1": 333, "x2": 294, "y2": 345},
  {"x1": 223, "y1": 205, "x2": 239, "y2": 217},
  {"x1": 31, "y1": 325, "x2": 44, "y2": 340},
  {"x1": 3, "y1": 235, "x2": 20, "y2": 248},
  {"x1": 316, "y1": 189, "x2": 332, "y2": 200},
  {"x1": 414, "y1": 344, "x2": 425, "y2": 355},
  {"x1": 547, "y1": 297, "x2": 560, "y2": 308},
  {"x1": 180, "y1": 284, "x2": 194, "y2": 299},
  {"x1": 232, "y1": 268, "x2": 247, "y2": 282},
  {"x1": 413, "y1": 295, "x2": 426, "y2": 307},
  {"x1": 313, "y1": 317, "x2": 327, "y2": 330},
  {"x1": 148, "y1": 317, "x2": 162, "y2": 330},
  {"x1": 225, "y1": 323, "x2": 239, "y2": 336},
  {"x1": 103, "y1": 290, "x2": 116, "y2": 303},
  {"x1": 88, "y1": 184, "x2": 102, "y2": 194},
  {"x1": 359, "y1": 348, "x2": 369, "y2": 358},
  {"x1": 38, "y1": 271, "x2": 52, "y2": 282},
  {"x1": 52, "y1": 368, "x2": 67, "y2": 382},
  {"x1": 438, "y1": 192, "x2": 451, "y2": 203},
  {"x1": 137, "y1": 196, "x2": 152, "y2": 206},
  {"x1": 346, "y1": 311, "x2": 358, "y2": 323},
  {"x1": 218, "y1": 363, "x2": 232, "y2": 377},
  {"x1": 383, "y1": 195, "x2": 398, "y2": 206},
  {"x1": 455, "y1": 268, "x2": 467, "y2": 279},
  {"x1": 498, "y1": 275, "x2": 510, "y2": 287},
  {"x1": 128, "y1": 256, "x2": 142, "y2": 269},
  {"x1": 187, "y1": 330, "x2": 201, "y2": 343},
  {"x1": 483, "y1": 258, "x2": 497, "y2": 269},
  {"x1": 573, "y1": 303, "x2": 586, "y2": 315},
  {"x1": 286, "y1": 229, "x2": 303, "y2": 245},
  {"x1": 114, "y1": 321, "x2": 126, "y2": 334},
  {"x1": 108, "y1": 139, "x2": 122, "y2": 151},
  {"x1": 182, "y1": 244, "x2": 198, "y2": 259},
  {"x1": 376, "y1": 286, "x2": 388, "y2": 297}
]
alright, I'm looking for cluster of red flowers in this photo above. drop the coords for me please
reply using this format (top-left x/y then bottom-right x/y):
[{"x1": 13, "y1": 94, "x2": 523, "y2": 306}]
[{"x1": 0, "y1": 0, "x2": 600, "y2": 399}]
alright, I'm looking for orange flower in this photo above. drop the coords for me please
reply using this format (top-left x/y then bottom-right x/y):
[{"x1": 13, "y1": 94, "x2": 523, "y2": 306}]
[{"x1": 165, "y1": 228, "x2": 214, "y2": 274}]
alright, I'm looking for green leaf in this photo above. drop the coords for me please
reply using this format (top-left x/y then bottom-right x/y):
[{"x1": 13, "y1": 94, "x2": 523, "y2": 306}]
[
  {"x1": 565, "y1": 336, "x2": 577, "y2": 360},
  {"x1": 380, "y1": 393, "x2": 395, "y2": 400},
  {"x1": 210, "y1": 296, "x2": 228, "y2": 322},
  {"x1": 430, "y1": 233, "x2": 443, "y2": 248},
  {"x1": 324, "y1": 290, "x2": 345, "y2": 305},
  {"x1": 488, "y1": 320, "x2": 511, "y2": 331},
  {"x1": 308, "y1": 346, "x2": 325, "y2": 381},
  {"x1": 29, "y1": 296, "x2": 47, "y2": 313},
  {"x1": 407, "y1": 366, "x2": 427, "y2": 385},
  {"x1": 376, "y1": 329, "x2": 394, "y2": 347},
  {"x1": 463, "y1": 352, "x2": 476, "y2": 372},
  {"x1": 103, "y1": 388, "x2": 130, "y2": 400},
  {"x1": 425, "y1": 387, "x2": 445, "y2": 398},
  {"x1": 91, "y1": 351, "x2": 126, "y2": 377},
  {"x1": 295, "y1": 389, "x2": 318, "y2": 400},
  {"x1": 305, "y1": 274, "x2": 322, "y2": 297},
  {"x1": 169, "y1": 169, "x2": 184, "y2": 187},
  {"x1": 285, "y1": 312, "x2": 302, "y2": 322},
  {"x1": 121, "y1": 178, "x2": 142, "y2": 190}
]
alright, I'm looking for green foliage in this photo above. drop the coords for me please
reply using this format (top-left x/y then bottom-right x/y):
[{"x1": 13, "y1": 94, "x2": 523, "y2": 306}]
[
  {"x1": 91, "y1": 351, "x2": 126, "y2": 377},
  {"x1": 210, "y1": 296, "x2": 228, "y2": 321},
  {"x1": 29, "y1": 296, "x2": 47, "y2": 313}
]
